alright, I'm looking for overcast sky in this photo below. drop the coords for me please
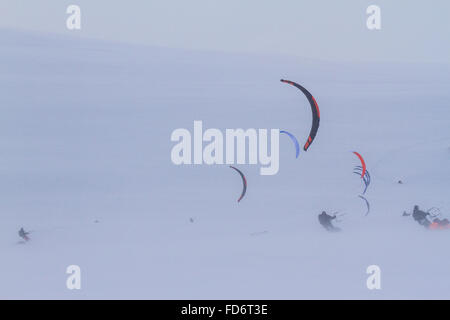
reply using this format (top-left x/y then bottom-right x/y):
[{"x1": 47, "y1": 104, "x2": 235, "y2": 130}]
[{"x1": 0, "y1": 0, "x2": 449, "y2": 63}]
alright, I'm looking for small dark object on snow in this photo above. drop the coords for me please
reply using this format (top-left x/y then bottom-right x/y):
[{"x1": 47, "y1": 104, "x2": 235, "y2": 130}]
[
  {"x1": 406, "y1": 206, "x2": 450, "y2": 230},
  {"x1": 189, "y1": 218, "x2": 194, "y2": 223},
  {"x1": 18, "y1": 227, "x2": 30, "y2": 241},
  {"x1": 318, "y1": 211, "x2": 340, "y2": 232},
  {"x1": 411, "y1": 205, "x2": 431, "y2": 228},
  {"x1": 398, "y1": 180, "x2": 403, "y2": 184}
]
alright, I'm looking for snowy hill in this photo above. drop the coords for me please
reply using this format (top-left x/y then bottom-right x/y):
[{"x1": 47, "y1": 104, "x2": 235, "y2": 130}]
[{"x1": 0, "y1": 29, "x2": 449, "y2": 299}]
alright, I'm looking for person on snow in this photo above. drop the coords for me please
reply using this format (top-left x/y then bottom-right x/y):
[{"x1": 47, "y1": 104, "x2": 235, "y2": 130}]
[
  {"x1": 405, "y1": 206, "x2": 450, "y2": 230},
  {"x1": 411, "y1": 205, "x2": 431, "y2": 228},
  {"x1": 18, "y1": 227, "x2": 30, "y2": 241},
  {"x1": 318, "y1": 211, "x2": 339, "y2": 232}
]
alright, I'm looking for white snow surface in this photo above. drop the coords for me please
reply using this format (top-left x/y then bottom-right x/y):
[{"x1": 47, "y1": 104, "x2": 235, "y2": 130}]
[{"x1": 0, "y1": 29, "x2": 449, "y2": 299}]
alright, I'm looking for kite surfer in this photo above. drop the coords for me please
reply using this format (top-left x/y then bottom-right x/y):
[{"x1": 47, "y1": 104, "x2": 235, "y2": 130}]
[
  {"x1": 411, "y1": 205, "x2": 431, "y2": 227},
  {"x1": 404, "y1": 205, "x2": 450, "y2": 230},
  {"x1": 18, "y1": 227, "x2": 30, "y2": 241},
  {"x1": 318, "y1": 211, "x2": 340, "y2": 232}
]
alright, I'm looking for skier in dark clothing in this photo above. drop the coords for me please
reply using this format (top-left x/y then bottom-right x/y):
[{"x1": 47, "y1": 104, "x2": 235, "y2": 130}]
[
  {"x1": 318, "y1": 211, "x2": 340, "y2": 232},
  {"x1": 404, "y1": 205, "x2": 450, "y2": 230},
  {"x1": 411, "y1": 205, "x2": 431, "y2": 228},
  {"x1": 18, "y1": 227, "x2": 30, "y2": 241}
]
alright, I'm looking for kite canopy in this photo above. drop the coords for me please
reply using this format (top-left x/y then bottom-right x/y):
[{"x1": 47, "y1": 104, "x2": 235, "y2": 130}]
[
  {"x1": 352, "y1": 152, "x2": 370, "y2": 194},
  {"x1": 280, "y1": 79, "x2": 320, "y2": 151},
  {"x1": 280, "y1": 130, "x2": 300, "y2": 158},
  {"x1": 353, "y1": 152, "x2": 366, "y2": 178},
  {"x1": 229, "y1": 166, "x2": 247, "y2": 202},
  {"x1": 358, "y1": 195, "x2": 370, "y2": 216},
  {"x1": 353, "y1": 165, "x2": 371, "y2": 195}
]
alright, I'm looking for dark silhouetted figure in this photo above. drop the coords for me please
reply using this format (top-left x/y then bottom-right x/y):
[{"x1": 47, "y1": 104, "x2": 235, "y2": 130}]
[
  {"x1": 18, "y1": 227, "x2": 30, "y2": 241},
  {"x1": 412, "y1": 205, "x2": 430, "y2": 228},
  {"x1": 318, "y1": 211, "x2": 340, "y2": 232}
]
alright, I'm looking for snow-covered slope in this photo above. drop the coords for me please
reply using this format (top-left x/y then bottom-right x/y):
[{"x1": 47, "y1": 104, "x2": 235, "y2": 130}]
[{"x1": 0, "y1": 29, "x2": 449, "y2": 299}]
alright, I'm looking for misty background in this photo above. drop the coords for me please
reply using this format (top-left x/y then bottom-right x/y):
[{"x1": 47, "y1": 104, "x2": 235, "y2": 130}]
[
  {"x1": 0, "y1": 1, "x2": 449, "y2": 299},
  {"x1": 0, "y1": 0, "x2": 449, "y2": 63}
]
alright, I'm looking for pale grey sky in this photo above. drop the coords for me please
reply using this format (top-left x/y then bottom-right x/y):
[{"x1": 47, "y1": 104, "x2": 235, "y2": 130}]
[{"x1": 0, "y1": 0, "x2": 449, "y2": 62}]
